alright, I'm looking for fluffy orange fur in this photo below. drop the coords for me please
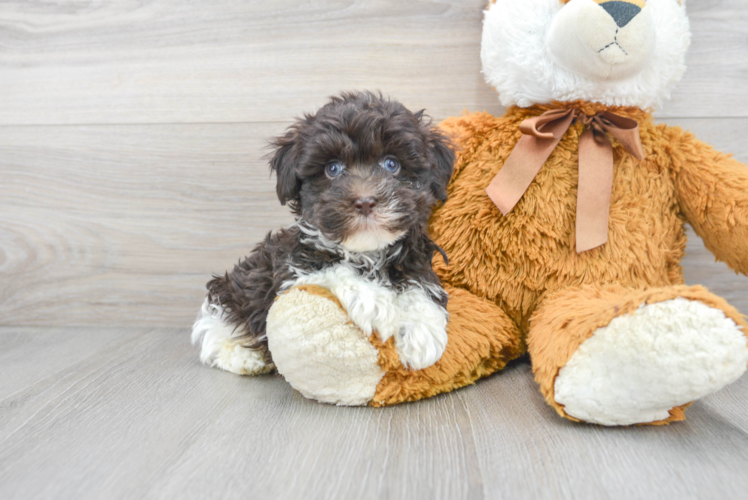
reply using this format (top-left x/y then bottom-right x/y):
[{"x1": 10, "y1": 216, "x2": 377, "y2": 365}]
[
  {"x1": 371, "y1": 285, "x2": 524, "y2": 406},
  {"x1": 416, "y1": 102, "x2": 748, "y2": 422}
]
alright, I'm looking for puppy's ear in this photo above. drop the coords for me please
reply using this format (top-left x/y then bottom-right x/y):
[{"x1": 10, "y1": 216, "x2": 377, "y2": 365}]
[
  {"x1": 426, "y1": 128, "x2": 455, "y2": 203},
  {"x1": 269, "y1": 127, "x2": 303, "y2": 208}
]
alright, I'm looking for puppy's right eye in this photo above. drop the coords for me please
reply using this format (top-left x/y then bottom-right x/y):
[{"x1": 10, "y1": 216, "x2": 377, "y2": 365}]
[{"x1": 325, "y1": 162, "x2": 344, "y2": 178}]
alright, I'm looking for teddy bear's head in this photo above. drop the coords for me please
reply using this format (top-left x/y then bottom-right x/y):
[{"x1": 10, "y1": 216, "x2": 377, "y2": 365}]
[{"x1": 481, "y1": 0, "x2": 690, "y2": 109}]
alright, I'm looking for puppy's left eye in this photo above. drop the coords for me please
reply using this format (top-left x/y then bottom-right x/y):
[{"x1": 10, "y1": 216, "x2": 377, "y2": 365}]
[
  {"x1": 381, "y1": 157, "x2": 400, "y2": 174},
  {"x1": 325, "y1": 162, "x2": 344, "y2": 178}
]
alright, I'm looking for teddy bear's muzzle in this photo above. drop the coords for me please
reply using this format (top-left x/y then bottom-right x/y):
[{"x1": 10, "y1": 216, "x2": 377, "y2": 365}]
[{"x1": 546, "y1": 0, "x2": 654, "y2": 81}]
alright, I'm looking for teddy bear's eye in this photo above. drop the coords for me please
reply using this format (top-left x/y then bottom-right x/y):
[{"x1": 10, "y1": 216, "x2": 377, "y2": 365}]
[{"x1": 325, "y1": 162, "x2": 344, "y2": 178}]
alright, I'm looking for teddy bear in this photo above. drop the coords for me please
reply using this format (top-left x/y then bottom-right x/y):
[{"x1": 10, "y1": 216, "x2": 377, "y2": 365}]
[{"x1": 258, "y1": 0, "x2": 748, "y2": 425}]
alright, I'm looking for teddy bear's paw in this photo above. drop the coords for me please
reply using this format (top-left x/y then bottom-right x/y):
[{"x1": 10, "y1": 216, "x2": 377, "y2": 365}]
[
  {"x1": 267, "y1": 287, "x2": 384, "y2": 406},
  {"x1": 554, "y1": 298, "x2": 748, "y2": 426},
  {"x1": 191, "y1": 298, "x2": 275, "y2": 376},
  {"x1": 393, "y1": 287, "x2": 449, "y2": 370}
]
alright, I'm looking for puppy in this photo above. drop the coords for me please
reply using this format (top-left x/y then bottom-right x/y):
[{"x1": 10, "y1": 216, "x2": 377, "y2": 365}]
[{"x1": 192, "y1": 91, "x2": 454, "y2": 375}]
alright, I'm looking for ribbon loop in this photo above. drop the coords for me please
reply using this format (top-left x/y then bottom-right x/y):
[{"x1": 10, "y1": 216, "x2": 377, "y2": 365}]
[
  {"x1": 519, "y1": 108, "x2": 577, "y2": 140},
  {"x1": 485, "y1": 107, "x2": 645, "y2": 253}
]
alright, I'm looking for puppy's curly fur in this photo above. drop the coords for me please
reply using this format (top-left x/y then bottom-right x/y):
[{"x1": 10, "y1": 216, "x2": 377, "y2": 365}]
[{"x1": 196, "y1": 91, "x2": 454, "y2": 367}]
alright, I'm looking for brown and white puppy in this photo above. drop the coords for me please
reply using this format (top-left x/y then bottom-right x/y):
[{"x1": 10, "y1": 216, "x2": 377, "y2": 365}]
[{"x1": 192, "y1": 91, "x2": 454, "y2": 375}]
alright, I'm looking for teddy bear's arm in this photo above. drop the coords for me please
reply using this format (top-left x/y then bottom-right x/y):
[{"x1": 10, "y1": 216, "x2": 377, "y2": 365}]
[{"x1": 670, "y1": 128, "x2": 748, "y2": 274}]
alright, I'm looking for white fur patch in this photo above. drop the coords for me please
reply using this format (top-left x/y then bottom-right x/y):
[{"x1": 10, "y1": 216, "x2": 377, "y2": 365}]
[
  {"x1": 294, "y1": 220, "x2": 398, "y2": 271},
  {"x1": 266, "y1": 288, "x2": 384, "y2": 406},
  {"x1": 395, "y1": 287, "x2": 449, "y2": 370},
  {"x1": 481, "y1": 0, "x2": 691, "y2": 108},
  {"x1": 191, "y1": 298, "x2": 274, "y2": 375},
  {"x1": 341, "y1": 226, "x2": 404, "y2": 253},
  {"x1": 289, "y1": 265, "x2": 449, "y2": 370},
  {"x1": 554, "y1": 298, "x2": 748, "y2": 426},
  {"x1": 547, "y1": 0, "x2": 655, "y2": 81}
]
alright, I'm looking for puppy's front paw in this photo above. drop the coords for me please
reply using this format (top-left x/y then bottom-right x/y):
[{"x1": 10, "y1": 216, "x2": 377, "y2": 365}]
[
  {"x1": 394, "y1": 286, "x2": 449, "y2": 370},
  {"x1": 346, "y1": 290, "x2": 400, "y2": 340},
  {"x1": 293, "y1": 265, "x2": 401, "y2": 340},
  {"x1": 395, "y1": 320, "x2": 448, "y2": 370}
]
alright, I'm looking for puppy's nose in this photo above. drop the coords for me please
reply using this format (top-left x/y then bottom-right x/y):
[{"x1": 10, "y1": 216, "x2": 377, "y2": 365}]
[
  {"x1": 599, "y1": 1, "x2": 641, "y2": 28},
  {"x1": 354, "y1": 197, "x2": 377, "y2": 216}
]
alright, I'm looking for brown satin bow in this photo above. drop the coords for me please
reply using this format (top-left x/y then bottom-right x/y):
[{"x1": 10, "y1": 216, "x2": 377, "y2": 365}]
[{"x1": 486, "y1": 108, "x2": 645, "y2": 253}]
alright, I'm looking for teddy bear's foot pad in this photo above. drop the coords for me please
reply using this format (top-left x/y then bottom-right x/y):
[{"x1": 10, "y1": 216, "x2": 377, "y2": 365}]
[
  {"x1": 554, "y1": 298, "x2": 748, "y2": 426},
  {"x1": 266, "y1": 287, "x2": 384, "y2": 406}
]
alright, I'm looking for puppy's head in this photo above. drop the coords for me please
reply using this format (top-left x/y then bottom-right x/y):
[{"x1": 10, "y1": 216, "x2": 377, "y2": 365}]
[{"x1": 269, "y1": 91, "x2": 454, "y2": 253}]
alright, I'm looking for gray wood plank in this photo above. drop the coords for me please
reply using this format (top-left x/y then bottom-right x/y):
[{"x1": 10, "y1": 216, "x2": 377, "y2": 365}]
[
  {"x1": 0, "y1": 326, "x2": 146, "y2": 400},
  {"x1": 0, "y1": 0, "x2": 746, "y2": 126},
  {"x1": 663, "y1": 0, "x2": 748, "y2": 118},
  {"x1": 0, "y1": 0, "x2": 502, "y2": 125},
  {"x1": 462, "y1": 363, "x2": 748, "y2": 500},
  {"x1": 1, "y1": 326, "x2": 747, "y2": 500},
  {"x1": 147, "y1": 381, "x2": 483, "y2": 500},
  {"x1": 1, "y1": 119, "x2": 746, "y2": 327},
  {"x1": 1, "y1": 1, "x2": 747, "y2": 498},
  {"x1": 0, "y1": 327, "x2": 482, "y2": 500},
  {"x1": 0, "y1": 123, "x2": 294, "y2": 327},
  {"x1": 0, "y1": 328, "x2": 161, "y2": 445}
]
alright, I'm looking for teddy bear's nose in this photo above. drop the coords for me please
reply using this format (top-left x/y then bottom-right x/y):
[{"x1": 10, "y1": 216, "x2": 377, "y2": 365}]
[{"x1": 600, "y1": 1, "x2": 641, "y2": 28}]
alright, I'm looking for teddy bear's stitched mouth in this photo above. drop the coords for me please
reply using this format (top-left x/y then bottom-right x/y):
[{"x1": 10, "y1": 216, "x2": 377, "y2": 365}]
[
  {"x1": 597, "y1": 28, "x2": 629, "y2": 56},
  {"x1": 598, "y1": 41, "x2": 629, "y2": 57}
]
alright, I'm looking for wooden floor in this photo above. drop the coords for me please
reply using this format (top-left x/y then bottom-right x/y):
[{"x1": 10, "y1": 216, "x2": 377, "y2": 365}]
[
  {"x1": 1, "y1": 1, "x2": 747, "y2": 499},
  {"x1": 2, "y1": 325, "x2": 748, "y2": 500}
]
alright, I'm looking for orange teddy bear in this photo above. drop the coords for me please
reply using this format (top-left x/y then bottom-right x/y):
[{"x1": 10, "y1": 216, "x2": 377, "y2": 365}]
[
  {"x1": 428, "y1": 0, "x2": 748, "y2": 425},
  {"x1": 216, "y1": 0, "x2": 748, "y2": 426}
]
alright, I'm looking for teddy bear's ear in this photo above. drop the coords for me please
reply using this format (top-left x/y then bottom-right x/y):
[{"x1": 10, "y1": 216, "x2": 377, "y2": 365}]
[{"x1": 269, "y1": 123, "x2": 304, "y2": 209}]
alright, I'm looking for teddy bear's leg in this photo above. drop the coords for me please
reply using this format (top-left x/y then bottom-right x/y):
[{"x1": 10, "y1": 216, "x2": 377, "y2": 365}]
[
  {"x1": 370, "y1": 285, "x2": 525, "y2": 406},
  {"x1": 266, "y1": 284, "x2": 525, "y2": 406},
  {"x1": 266, "y1": 285, "x2": 385, "y2": 406},
  {"x1": 527, "y1": 284, "x2": 748, "y2": 426}
]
